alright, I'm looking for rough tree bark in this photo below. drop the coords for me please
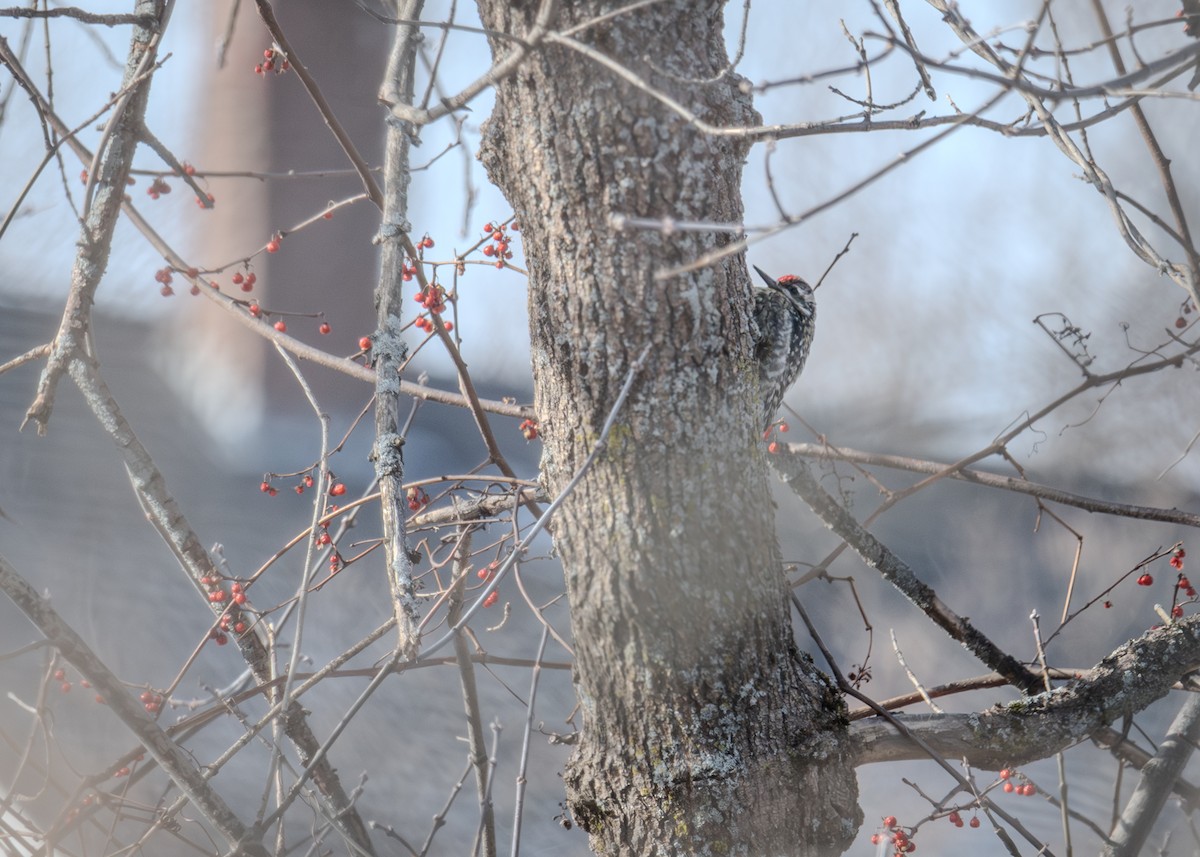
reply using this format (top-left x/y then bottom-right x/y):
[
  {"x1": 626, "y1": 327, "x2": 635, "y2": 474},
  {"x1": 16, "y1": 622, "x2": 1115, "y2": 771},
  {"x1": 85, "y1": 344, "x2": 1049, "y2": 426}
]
[{"x1": 476, "y1": 2, "x2": 861, "y2": 854}]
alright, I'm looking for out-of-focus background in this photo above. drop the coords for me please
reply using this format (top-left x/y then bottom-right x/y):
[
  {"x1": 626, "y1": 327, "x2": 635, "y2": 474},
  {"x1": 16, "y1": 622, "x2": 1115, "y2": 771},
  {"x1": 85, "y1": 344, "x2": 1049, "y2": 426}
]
[{"x1": 1, "y1": 1, "x2": 1199, "y2": 854}]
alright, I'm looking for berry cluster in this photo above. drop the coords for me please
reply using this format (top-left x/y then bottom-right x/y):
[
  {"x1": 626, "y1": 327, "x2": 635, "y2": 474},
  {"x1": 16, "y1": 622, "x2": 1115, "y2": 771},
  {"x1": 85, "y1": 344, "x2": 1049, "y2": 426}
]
[
  {"x1": 154, "y1": 267, "x2": 175, "y2": 297},
  {"x1": 231, "y1": 270, "x2": 258, "y2": 293},
  {"x1": 218, "y1": 606, "x2": 248, "y2": 636},
  {"x1": 406, "y1": 486, "x2": 430, "y2": 512},
  {"x1": 999, "y1": 767, "x2": 1037, "y2": 796},
  {"x1": 1176, "y1": 299, "x2": 1194, "y2": 330},
  {"x1": 139, "y1": 689, "x2": 165, "y2": 714},
  {"x1": 399, "y1": 237, "x2": 434, "y2": 282},
  {"x1": 52, "y1": 666, "x2": 89, "y2": 695},
  {"x1": 480, "y1": 221, "x2": 517, "y2": 268},
  {"x1": 476, "y1": 560, "x2": 502, "y2": 607},
  {"x1": 147, "y1": 176, "x2": 172, "y2": 199},
  {"x1": 197, "y1": 573, "x2": 251, "y2": 646},
  {"x1": 293, "y1": 474, "x2": 316, "y2": 495},
  {"x1": 413, "y1": 284, "x2": 453, "y2": 332},
  {"x1": 519, "y1": 418, "x2": 539, "y2": 441},
  {"x1": 254, "y1": 47, "x2": 290, "y2": 76},
  {"x1": 763, "y1": 420, "x2": 790, "y2": 454},
  {"x1": 944, "y1": 810, "x2": 979, "y2": 829},
  {"x1": 869, "y1": 817, "x2": 915, "y2": 854}
]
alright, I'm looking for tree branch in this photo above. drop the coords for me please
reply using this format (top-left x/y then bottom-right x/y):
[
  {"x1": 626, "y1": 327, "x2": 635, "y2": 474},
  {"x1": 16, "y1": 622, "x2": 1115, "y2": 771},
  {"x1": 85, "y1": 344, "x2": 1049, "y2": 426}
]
[
  {"x1": 850, "y1": 618, "x2": 1200, "y2": 769},
  {"x1": 785, "y1": 441, "x2": 1200, "y2": 528}
]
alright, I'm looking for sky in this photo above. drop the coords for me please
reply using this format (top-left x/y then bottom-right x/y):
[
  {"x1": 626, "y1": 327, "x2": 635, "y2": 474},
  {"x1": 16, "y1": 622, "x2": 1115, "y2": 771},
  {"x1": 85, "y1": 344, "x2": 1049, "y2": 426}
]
[{"x1": 2, "y1": 1, "x2": 1196, "y2": 477}]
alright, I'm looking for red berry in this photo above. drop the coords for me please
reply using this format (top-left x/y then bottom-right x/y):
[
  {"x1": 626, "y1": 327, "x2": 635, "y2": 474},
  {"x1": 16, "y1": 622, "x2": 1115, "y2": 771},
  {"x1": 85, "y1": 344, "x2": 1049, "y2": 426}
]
[
  {"x1": 483, "y1": 245, "x2": 495, "y2": 257},
  {"x1": 319, "y1": 322, "x2": 331, "y2": 335},
  {"x1": 443, "y1": 321, "x2": 453, "y2": 332},
  {"x1": 483, "y1": 222, "x2": 493, "y2": 233},
  {"x1": 1138, "y1": 573, "x2": 1153, "y2": 586},
  {"x1": 160, "y1": 284, "x2": 174, "y2": 297},
  {"x1": 999, "y1": 768, "x2": 1011, "y2": 779},
  {"x1": 1177, "y1": 317, "x2": 1187, "y2": 329},
  {"x1": 249, "y1": 303, "x2": 261, "y2": 318},
  {"x1": 60, "y1": 682, "x2": 71, "y2": 693},
  {"x1": 767, "y1": 441, "x2": 779, "y2": 454},
  {"x1": 969, "y1": 817, "x2": 980, "y2": 829},
  {"x1": 260, "y1": 481, "x2": 271, "y2": 493},
  {"x1": 54, "y1": 668, "x2": 66, "y2": 681},
  {"x1": 1003, "y1": 782, "x2": 1014, "y2": 793},
  {"x1": 883, "y1": 816, "x2": 897, "y2": 829},
  {"x1": 234, "y1": 621, "x2": 247, "y2": 634},
  {"x1": 359, "y1": 336, "x2": 372, "y2": 351},
  {"x1": 483, "y1": 591, "x2": 499, "y2": 608},
  {"x1": 274, "y1": 320, "x2": 287, "y2": 333},
  {"x1": 330, "y1": 483, "x2": 346, "y2": 497},
  {"x1": 266, "y1": 238, "x2": 280, "y2": 253}
]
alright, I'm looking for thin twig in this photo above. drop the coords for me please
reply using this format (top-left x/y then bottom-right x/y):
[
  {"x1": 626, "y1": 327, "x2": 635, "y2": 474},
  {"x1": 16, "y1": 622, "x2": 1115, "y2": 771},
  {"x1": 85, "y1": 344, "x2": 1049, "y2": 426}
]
[{"x1": 509, "y1": 625, "x2": 549, "y2": 857}]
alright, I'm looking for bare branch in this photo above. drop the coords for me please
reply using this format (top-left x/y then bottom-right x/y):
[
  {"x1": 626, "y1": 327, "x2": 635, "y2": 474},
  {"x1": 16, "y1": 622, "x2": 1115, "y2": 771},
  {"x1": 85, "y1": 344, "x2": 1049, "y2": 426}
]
[{"x1": 785, "y1": 442, "x2": 1200, "y2": 528}]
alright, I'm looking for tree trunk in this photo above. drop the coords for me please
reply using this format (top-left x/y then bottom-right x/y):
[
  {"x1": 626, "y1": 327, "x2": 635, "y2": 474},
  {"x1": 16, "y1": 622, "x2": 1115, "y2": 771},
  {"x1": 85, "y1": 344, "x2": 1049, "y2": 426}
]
[{"x1": 476, "y1": 2, "x2": 861, "y2": 853}]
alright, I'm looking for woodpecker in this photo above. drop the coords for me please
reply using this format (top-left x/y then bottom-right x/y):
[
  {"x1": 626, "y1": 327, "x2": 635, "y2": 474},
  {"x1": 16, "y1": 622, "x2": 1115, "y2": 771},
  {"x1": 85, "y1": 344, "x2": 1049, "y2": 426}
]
[{"x1": 752, "y1": 265, "x2": 815, "y2": 428}]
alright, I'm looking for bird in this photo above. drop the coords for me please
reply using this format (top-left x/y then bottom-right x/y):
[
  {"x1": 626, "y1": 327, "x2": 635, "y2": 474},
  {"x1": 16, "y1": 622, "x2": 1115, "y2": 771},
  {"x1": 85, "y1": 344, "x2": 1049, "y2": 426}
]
[{"x1": 752, "y1": 265, "x2": 815, "y2": 429}]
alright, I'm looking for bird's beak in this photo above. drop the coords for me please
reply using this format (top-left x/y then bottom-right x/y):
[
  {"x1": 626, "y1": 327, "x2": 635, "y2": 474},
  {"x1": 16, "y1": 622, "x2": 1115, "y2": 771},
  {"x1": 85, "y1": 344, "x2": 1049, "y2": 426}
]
[{"x1": 752, "y1": 265, "x2": 775, "y2": 288}]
